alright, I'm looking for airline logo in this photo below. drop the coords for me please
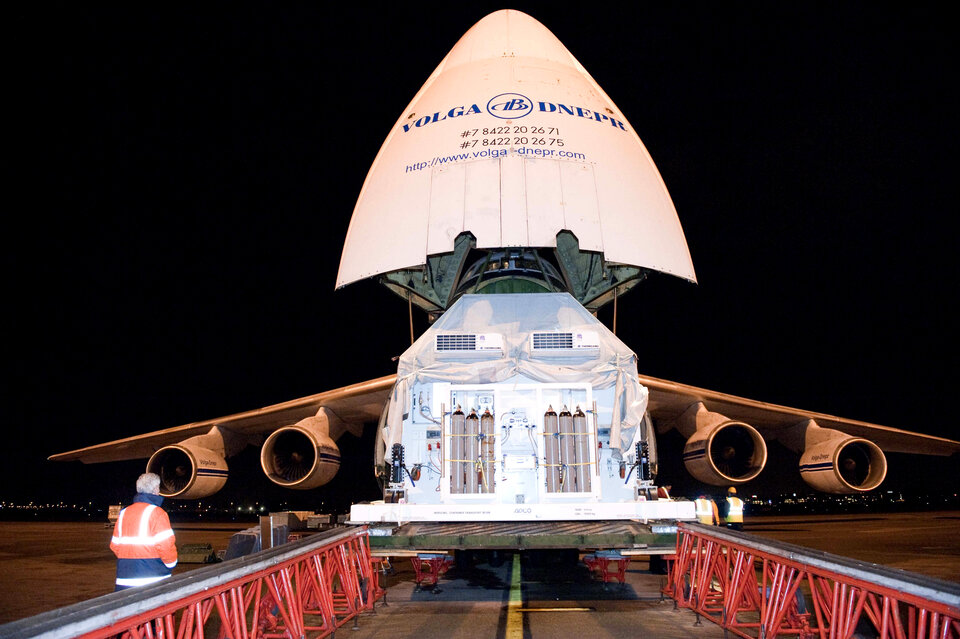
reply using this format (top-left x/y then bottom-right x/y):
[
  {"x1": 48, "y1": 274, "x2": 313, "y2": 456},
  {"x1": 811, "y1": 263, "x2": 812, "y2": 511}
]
[{"x1": 487, "y1": 93, "x2": 533, "y2": 119}]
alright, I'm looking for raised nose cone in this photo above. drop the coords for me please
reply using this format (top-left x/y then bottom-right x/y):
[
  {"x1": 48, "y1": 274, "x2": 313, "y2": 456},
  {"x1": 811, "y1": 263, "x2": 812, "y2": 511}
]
[
  {"x1": 338, "y1": 9, "x2": 695, "y2": 309},
  {"x1": 426, "y1": 10, "x2": 587, "y2": 76}
]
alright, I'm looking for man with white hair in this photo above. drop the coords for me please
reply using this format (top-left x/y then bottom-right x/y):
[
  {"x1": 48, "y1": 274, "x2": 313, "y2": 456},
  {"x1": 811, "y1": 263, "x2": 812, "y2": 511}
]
[{"x1": 109, "y1": 473, "x2": 178, "y2": 590}]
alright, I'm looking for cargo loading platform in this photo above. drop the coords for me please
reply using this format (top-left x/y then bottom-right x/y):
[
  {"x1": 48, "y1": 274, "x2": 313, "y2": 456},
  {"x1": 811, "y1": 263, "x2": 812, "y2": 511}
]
[{"x1": 365, "y1": 520, "x2": 678, "y2": 553}]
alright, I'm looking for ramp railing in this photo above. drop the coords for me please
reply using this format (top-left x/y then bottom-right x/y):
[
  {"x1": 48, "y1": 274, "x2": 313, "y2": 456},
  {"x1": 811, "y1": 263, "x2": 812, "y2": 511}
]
[
  {"x1": 0, "y1": 526, "x2": 383, "y2": 639},
  {"x1": 663, "y1": 522, "x2": 960, "y2": 639}
]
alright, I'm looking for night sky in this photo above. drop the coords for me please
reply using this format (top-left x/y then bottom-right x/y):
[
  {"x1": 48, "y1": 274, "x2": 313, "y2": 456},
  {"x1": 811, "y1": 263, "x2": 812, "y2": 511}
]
[{"x1": 7, "y1": 4, "x2": 957, "y2": 509}]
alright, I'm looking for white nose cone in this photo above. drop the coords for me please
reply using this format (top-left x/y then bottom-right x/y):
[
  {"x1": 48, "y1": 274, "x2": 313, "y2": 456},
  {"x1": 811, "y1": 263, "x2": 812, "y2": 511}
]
[{"x1": 337, "y1": 9, "x2": 696, "y2": 288}]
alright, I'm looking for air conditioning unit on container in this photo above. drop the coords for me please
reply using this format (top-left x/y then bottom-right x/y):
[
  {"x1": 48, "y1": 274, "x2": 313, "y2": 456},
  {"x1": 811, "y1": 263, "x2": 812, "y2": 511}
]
[
  {"x1": 529, "y1": 331, "x2": 600, "y2": 358},
  {"x1": 434, "y1": 333, "x2": 504, "y2": 358}
]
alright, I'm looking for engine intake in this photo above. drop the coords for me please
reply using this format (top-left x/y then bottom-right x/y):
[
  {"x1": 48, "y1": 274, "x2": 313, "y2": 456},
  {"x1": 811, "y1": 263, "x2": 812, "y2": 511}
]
[
  {"x1": 146, "y1": 444, "x2": 228, "y2": 499},
  {"x1": 800, "y1": 436, "x2": 886, "y2": 493},
  {"x1": 261, "y1": 416, "x2": 341, "y2": 489},
  {"x1": 680, "y1": 404, "x2": 767, "y2": 485}
]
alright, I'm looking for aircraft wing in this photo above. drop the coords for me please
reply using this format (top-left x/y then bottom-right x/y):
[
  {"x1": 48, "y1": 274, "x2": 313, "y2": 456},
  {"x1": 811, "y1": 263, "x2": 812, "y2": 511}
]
[
  {"x1": 48, "y1": 375, "x2": 396, "y2": 464},
  {"x1": 51, "y1": 371, "x2": 959, "y2": 464},
  {"x1": 639, "y1": 373, "x2": 960, "y2": 456}
]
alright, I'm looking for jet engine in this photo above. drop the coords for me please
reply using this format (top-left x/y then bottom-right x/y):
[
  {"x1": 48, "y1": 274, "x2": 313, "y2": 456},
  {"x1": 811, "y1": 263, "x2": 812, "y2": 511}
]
[
  {"x1": 680, "y1": 404, "x2": 767, "y2": 485},
  {"x1": 147, "y1": 443, "x2": 228, "y2": 499},
  {"x1": 799, "y1": 436, "x2": 886, "y2": 493},
  {"x1": 261, "y1": 415, "x2": 341, "y2": 489}
]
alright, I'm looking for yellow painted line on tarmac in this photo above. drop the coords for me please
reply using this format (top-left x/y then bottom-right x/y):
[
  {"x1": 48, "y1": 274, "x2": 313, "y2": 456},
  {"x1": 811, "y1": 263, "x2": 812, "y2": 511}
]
[
  {"x1": 517, "y1": 607, "x2": 593, "y2": 612},
  {"x1": 506, "y1": 552, "x2": 523, "y2": 639}
]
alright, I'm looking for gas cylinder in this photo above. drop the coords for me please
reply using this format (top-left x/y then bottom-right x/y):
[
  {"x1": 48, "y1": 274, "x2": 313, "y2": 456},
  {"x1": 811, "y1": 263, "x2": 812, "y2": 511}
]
[
  {"x1": 544, "y1": 405, "x2": 560, "y2": 492},
  {"x1": 559, "y1": 406, "x2": 575, "y2": 493},
  {"x1": 450, "y1": 406, "x2": 465, "y2": 494},
  {"x1": 480, "y1": 408, "x2": 495, "y2": 493}
]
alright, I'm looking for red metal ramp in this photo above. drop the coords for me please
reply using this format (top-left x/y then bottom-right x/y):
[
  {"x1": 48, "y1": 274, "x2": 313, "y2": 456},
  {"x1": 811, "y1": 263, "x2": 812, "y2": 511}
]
[
  {"x1": 663, "y1": 522, "x2": 960, "y2": 639},
  {"x1": 0, "y1": 526, "x2": 383, "y2": 639}
]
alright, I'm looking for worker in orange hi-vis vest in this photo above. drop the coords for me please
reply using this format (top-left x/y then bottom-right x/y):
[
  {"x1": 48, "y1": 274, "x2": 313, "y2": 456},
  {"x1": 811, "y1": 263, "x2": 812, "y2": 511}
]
[
  {"x1": 110, "y1": 473, "x2": 178, "y2": 590},
  {"x1": 694, "y1": 494, "x2": 720, "y2": 525}
]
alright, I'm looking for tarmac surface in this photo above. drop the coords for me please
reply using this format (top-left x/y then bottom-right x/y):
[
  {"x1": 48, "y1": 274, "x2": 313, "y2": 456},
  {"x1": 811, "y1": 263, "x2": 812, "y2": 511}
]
[
  {"x1": 0, "y1": 521, "x2": 245, "y2": 625},
  {"x1": 744, "y1": 511, "x2": 960, "y2": 581},
  {"x1": 0, "y1": 512, "x2": 958, "y2": 632}
]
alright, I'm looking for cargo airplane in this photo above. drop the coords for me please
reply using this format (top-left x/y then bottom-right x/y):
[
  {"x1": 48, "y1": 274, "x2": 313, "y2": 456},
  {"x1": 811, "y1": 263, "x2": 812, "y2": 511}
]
[{"x1": 51, "y1": 10, "x2": 960, "y2": 524}]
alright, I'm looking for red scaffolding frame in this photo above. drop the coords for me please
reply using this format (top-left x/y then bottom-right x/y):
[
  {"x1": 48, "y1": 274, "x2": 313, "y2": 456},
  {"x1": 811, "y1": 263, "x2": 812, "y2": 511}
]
[{"x1": 663, "y1": 522, "x2": 960, "y2": 639}]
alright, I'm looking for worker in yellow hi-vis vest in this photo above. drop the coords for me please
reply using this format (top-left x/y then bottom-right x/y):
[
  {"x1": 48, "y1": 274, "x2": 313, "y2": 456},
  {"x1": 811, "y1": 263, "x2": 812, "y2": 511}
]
[
  {"x1": 725, "y1": 487, "x2": 744, "y2": 531},
  {"x1": 695, "y1": 495, "x2": 719, "y2": 525}
]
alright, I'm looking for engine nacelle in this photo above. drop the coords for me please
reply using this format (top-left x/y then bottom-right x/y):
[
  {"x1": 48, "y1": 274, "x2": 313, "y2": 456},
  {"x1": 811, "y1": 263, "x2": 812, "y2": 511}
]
[
  {"x1": 800, "y1": 436, "x2": 886, "y2": 493},
  {"x1": 261, "y1": 415, "x2": 341, "y2": 489},
  {"x1": 147, "y1": 444, "x2": 228, "y2": 499},
  {"x1": 681, "y1": 405, "x2": 767, "y2": 485}
]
